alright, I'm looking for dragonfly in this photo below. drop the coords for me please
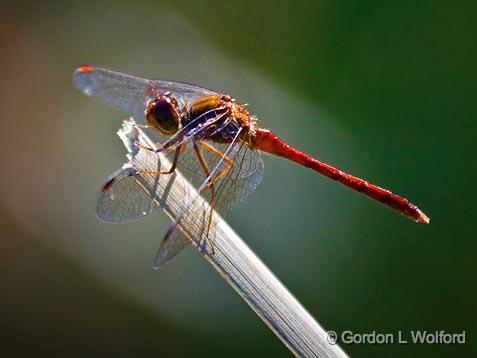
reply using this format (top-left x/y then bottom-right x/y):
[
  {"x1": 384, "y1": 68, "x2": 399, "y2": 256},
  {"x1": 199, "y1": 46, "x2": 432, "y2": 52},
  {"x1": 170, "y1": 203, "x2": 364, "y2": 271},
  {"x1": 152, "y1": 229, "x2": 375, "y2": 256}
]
[{"x1": 73, "y1": 65, "x2": 429, "y2": 267}]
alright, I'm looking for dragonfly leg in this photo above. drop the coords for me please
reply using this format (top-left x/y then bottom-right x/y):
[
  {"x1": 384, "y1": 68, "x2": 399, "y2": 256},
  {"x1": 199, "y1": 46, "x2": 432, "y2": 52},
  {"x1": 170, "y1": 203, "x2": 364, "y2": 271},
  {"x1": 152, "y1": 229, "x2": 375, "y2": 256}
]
[
  {"x1": 197, "y1": 141, "x2": 234, "y2": 191},
  {"x1": 135, "y1": 134, "x2": 187, "y2": 153},
  {"x1": 193, "y1": 142, "x2": 216, "y2": 254},
  {"x1": 132, "y1": 123, "x2": 154, "y2": 130},
  {"x1": 138, "y1": 144, "x2": 182, "y2": 175},
  {"x1": 193, "y1": 141, "x2": 235, "y2": 255},
  {"x1": 134, "y1": 141, "x2": 164, "y2": 153}
]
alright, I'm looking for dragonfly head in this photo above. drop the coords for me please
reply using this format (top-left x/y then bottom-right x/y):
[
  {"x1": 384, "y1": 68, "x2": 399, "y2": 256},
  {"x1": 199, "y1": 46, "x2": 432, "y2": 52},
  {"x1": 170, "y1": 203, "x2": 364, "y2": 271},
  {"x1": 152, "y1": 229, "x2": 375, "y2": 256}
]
[{"x1": 145, "y1": 93, "x2": 180, "y2": 135}]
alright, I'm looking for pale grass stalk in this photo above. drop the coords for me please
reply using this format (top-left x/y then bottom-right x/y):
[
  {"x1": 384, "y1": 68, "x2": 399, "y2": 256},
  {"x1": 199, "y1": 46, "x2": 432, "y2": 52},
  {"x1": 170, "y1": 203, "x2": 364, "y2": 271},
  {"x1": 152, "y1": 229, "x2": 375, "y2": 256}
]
[{"x1": 118, "y1": 119, "x2": 348, "y2": 358}]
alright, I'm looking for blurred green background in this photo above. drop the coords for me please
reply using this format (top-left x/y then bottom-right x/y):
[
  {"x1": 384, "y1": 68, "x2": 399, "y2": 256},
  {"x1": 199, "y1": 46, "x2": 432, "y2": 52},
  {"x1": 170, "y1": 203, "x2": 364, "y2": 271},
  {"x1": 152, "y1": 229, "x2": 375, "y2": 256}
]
[{"x1": 1, "y1": 0, "x2": 475, "y2": 357}]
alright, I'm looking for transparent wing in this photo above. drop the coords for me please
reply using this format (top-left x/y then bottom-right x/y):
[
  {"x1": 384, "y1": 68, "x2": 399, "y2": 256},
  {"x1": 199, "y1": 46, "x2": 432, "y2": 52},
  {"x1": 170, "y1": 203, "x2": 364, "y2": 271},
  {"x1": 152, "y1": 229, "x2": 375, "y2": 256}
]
[
  {"x1": 214, "y1": 143, "x2": 264, "y2": 214},
  {"x1": 153, "y1": 138, "x2": 263, "y2": 267},
  {"x1": 73, "y1": 66, "x2": 216, "y2": 125},
  {"x1": 176, "y1": 139, "x2": 264, "y2": 215},
  {"x1": 96, "y1": 166, "x2": 163, "y2": 223},
  {"x1": 97, "y1": 136, "x2": 264, "y2": 223},
  {"x1": 96, "y1": 134, "x2": 264, "y2": 266},
  {"x1": 153, "y1": 226, "x2": 190, "y2": 268},
  {"x1": 96, "y1": 162, "x2": 190, "y2": 266}
]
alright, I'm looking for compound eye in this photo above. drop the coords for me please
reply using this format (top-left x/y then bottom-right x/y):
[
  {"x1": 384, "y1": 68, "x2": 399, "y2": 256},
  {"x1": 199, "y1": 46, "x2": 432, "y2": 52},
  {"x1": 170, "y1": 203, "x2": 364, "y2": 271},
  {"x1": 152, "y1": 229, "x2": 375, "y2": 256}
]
[{"x1": 146, "y1": 96, "x2": 180, "y2": 135}]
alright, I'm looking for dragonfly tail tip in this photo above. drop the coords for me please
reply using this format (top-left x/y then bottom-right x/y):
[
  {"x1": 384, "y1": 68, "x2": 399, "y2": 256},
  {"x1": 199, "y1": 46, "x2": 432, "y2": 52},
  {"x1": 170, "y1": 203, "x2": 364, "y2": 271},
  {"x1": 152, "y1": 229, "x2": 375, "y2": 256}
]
[{"x1": 416, "y1": 210, "x2": 430, "y2": 224}]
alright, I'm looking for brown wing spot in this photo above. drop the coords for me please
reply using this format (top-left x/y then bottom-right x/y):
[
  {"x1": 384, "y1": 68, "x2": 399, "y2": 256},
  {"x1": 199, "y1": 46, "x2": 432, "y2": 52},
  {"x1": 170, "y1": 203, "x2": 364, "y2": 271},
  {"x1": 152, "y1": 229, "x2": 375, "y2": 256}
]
[{"x1": 101, "y1": 177, "x2": 116, "y2": 192}]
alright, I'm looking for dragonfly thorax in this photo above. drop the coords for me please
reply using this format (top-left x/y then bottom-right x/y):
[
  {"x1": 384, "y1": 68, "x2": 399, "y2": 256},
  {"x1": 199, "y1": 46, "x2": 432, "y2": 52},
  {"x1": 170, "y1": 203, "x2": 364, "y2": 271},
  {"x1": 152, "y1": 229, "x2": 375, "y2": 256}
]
[{"x1": 145, "y1": 94, "x2": 180, "y2": 135}]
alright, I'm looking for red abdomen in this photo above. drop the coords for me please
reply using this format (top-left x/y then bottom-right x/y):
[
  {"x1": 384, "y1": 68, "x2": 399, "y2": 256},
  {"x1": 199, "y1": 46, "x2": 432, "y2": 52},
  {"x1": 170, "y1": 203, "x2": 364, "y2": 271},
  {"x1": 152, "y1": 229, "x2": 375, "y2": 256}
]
[{"x1": 252, "y1": 128, "x2": 429, "y2": 224}]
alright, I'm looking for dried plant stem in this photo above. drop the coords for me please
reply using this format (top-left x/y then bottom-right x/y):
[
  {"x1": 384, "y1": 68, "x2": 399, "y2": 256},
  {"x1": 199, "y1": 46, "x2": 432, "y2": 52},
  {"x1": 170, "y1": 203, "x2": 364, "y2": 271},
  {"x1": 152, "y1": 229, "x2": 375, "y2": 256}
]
[{"x1": 120, "y1": 119, "x2": 348, "y2": 358}]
